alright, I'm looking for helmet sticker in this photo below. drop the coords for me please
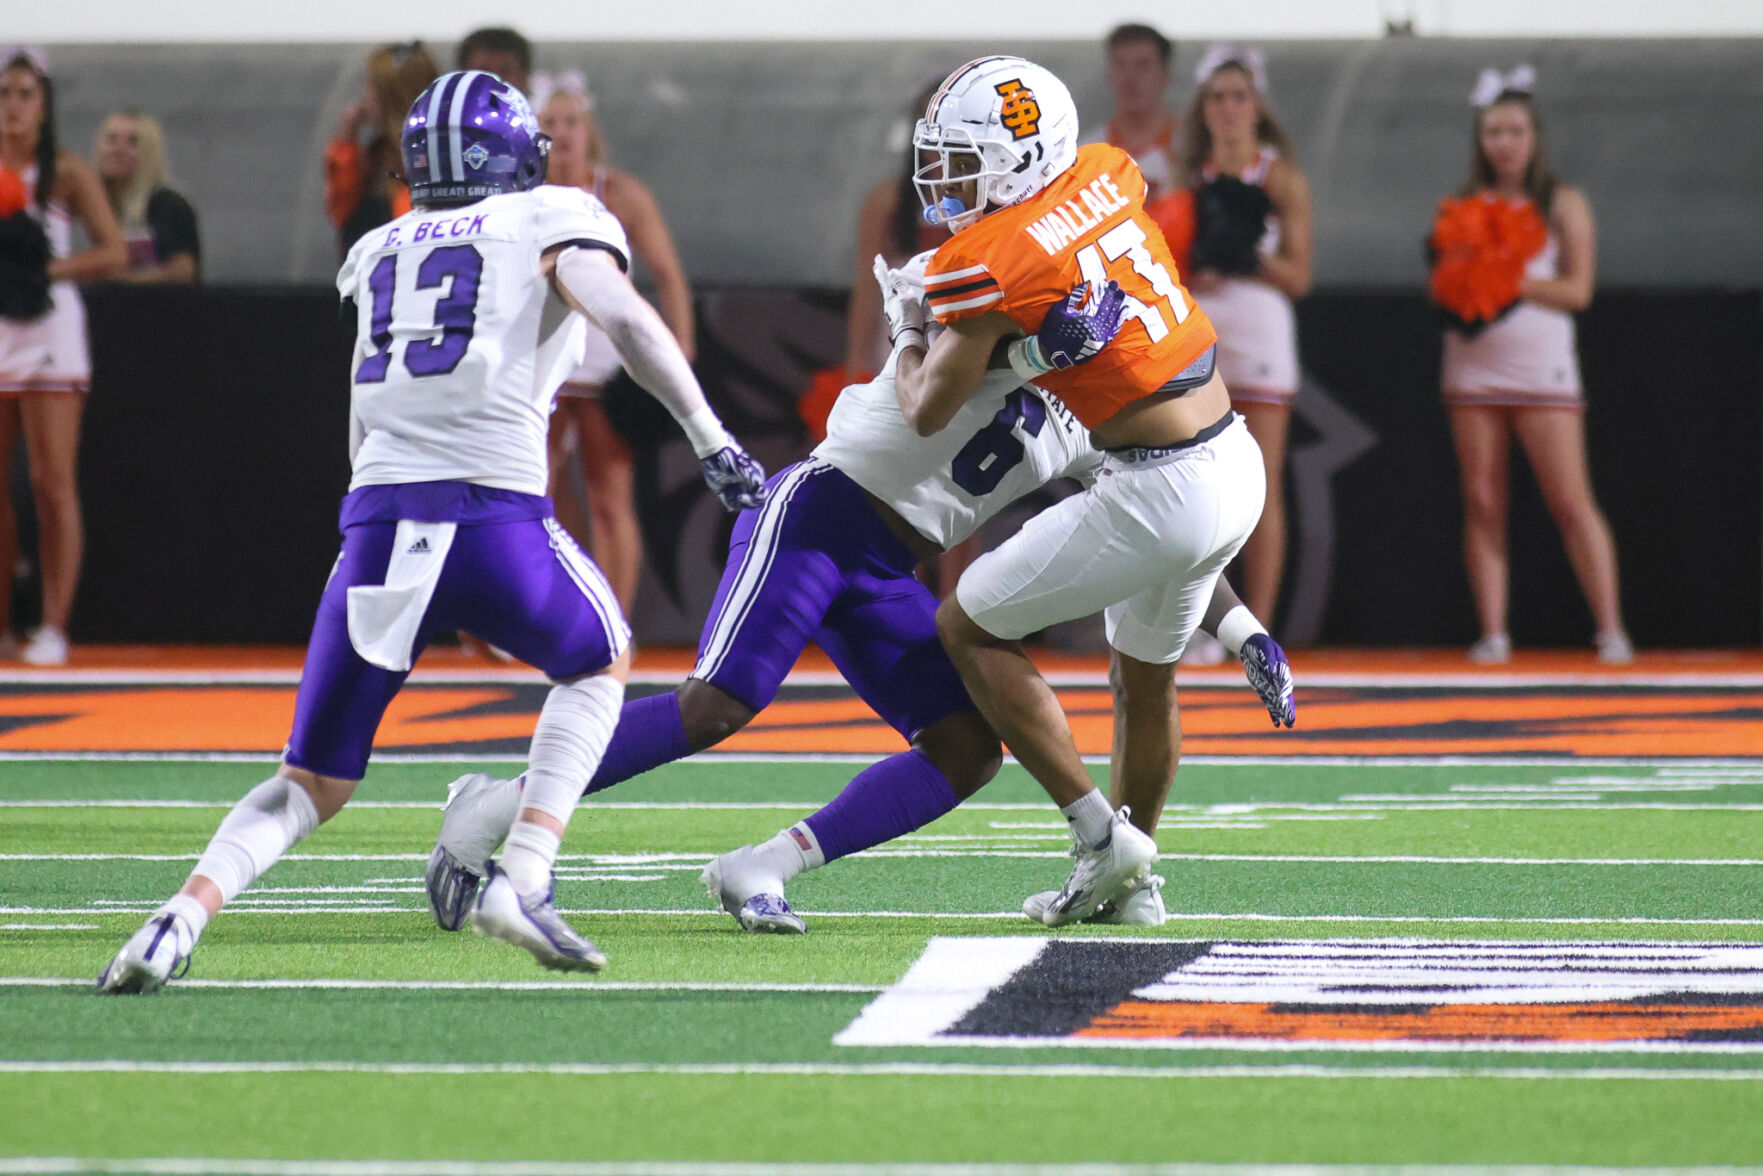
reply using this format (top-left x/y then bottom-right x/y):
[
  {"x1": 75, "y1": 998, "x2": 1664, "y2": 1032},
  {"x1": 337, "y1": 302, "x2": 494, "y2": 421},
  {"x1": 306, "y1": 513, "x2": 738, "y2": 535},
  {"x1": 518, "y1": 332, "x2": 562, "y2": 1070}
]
[{"x1": 995, "y1": 80, "x2": 1042, "y2": 140}]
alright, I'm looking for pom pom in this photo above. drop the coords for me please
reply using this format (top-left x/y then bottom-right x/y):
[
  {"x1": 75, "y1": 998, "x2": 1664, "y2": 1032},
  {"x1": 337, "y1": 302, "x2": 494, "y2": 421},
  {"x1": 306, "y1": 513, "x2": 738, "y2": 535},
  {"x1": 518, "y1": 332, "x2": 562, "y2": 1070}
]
[
  {"x1": 0, "y1": 210, "x2": 52, "y2": 322},
  {"x1": 798, "y1": 365, "x2": 869, "y2": 445},
  {"x1": 0, "y1": 167, "x2": 27, "y2": 218},
  {"x1": 1189, "y1": 175, "x2": 1274, "y2": 277},
  {"x1": 1427, "y1": 195, "x2": 1548, "y2": 336},
  {"x1": 1144, "y1": 186, "x2": 1195, "y2": 279}
]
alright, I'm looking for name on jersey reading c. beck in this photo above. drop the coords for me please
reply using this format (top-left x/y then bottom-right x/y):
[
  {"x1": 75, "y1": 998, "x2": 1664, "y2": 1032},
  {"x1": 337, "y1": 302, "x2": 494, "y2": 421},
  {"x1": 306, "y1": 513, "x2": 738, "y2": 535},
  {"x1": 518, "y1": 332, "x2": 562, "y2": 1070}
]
[
  {"x1": 1024, "y1": 173, "x2": 1131, "y2": 257},
  {"x1": 380, "y1": 213, "x2": 490, "y2": 249}
]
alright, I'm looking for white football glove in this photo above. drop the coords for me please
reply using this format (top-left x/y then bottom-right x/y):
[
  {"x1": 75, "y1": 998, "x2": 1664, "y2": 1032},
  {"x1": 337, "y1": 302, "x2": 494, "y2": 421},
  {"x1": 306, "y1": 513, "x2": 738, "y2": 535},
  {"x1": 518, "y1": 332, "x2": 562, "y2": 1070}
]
[{"x1": 873, "y1": 250, "x2": 933, "y2": 350}]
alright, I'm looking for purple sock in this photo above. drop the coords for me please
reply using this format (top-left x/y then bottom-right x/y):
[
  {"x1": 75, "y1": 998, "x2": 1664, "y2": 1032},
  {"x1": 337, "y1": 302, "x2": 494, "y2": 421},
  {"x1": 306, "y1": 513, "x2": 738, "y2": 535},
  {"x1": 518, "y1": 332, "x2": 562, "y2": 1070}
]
[
  {"x1": 584, "y1": 691, "x2": 691, "y2": 794},
  {"x1": 803, "y1": 750, "x2": 960, "y2": 863}
]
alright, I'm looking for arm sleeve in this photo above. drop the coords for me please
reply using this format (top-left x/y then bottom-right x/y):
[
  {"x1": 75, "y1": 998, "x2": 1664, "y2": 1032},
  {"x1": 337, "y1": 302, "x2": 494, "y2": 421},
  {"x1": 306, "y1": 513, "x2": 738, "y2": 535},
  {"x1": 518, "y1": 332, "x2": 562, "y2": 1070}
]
[
  {"x1": 145, "y1": 189, "x2": 200, "y2": 264},
  {"x1": 534, "y1": 185, "x2": 631, "y2": 272},
  {"x1": 553, "y1": 245, "x2": 729, "y2": 455},
  {"x1": 923, "y1": 246, "x2": 1003, "y2": 325}
]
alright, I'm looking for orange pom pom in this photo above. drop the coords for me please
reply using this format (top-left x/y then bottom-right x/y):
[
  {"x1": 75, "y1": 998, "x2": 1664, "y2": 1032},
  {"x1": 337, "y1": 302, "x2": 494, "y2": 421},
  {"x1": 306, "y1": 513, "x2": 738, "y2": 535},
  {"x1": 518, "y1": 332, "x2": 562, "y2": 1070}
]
[
  {"x1": 798, "y1": 365, "x2": 869, "y2": 445},
  {"x1": 0, "y1": 167, "x2": 27, "y2": 219},
  {"x1": 1145, "y1": 186, "x2": 1196, "y2": 279},
  {"x1": 1428, "y1": 195, "x2": 1549, "y2": 330}
]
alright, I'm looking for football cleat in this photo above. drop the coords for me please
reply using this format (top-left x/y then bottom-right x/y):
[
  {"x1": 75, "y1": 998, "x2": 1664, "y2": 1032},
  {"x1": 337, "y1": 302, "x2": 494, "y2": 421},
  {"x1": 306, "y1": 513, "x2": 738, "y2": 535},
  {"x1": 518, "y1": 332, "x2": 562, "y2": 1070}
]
[
  {"x1": 427, "y1": 772, "x2": 522, "y2": 931},
  {"x1": 469, "y1": 862, "x2": 607, "y2": 972},
  {"x1": 700, "y1": 846, "x2": 806, "y2": 934},
  {"x1": 97, "y1": 912, "x2": 195, "y2": 994},
  {"x1": 1035, "y1": 807, "x2": 1158, "y2": 927},
  {"x1": 1023, "y1": 873, "x2": 1166, "y2": 927},
  {"x1": 1241, "y1": 633, "x2": 1296, "y2": 727}
]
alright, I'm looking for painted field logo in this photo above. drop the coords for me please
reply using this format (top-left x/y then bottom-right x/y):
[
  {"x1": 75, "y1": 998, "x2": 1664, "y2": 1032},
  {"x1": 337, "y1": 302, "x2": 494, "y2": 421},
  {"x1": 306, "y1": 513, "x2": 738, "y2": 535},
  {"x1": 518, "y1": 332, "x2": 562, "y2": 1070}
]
[{"x1": 836, "y1": 938, "x2": 1763, "y2": 1051}]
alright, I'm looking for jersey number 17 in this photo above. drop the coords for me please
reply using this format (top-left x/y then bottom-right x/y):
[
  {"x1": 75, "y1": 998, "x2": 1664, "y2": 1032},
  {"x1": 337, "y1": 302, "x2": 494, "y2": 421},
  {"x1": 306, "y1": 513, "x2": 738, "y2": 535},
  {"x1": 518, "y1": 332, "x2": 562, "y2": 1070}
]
[{"x1": 1074, "y1": 220, "x2": 1189, "y2": 343}]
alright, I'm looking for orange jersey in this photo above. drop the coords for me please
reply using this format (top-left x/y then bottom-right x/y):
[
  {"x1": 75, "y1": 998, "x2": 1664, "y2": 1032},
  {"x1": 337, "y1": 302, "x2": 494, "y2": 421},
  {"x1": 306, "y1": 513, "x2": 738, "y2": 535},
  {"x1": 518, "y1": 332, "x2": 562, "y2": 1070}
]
[{"x1": 924, "y1": 143, "x2": 1216, "y2": 428}]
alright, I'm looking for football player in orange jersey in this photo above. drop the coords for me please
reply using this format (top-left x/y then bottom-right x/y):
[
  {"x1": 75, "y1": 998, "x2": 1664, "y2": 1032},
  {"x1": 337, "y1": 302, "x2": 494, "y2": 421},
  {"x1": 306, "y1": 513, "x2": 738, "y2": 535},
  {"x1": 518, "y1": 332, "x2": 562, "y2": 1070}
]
[{"x1": 885, "y1": 56, "x2": 1291, "y2": 926}]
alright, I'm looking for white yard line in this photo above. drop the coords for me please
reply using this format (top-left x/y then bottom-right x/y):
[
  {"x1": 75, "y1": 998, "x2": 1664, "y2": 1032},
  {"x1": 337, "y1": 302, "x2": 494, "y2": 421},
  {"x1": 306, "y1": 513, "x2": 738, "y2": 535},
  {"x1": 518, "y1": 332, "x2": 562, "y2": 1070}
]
[
  {"x1": 0, "y1": 1060, "x2": 1758, "y2": 1082},
  {"x1": 11, "y1": 851, "x2": 1763, "y2": 866},
  {"x1": 0, "y1": 977, "x2": 880, "y2": 993},
  {"x1": 6, "y1": 906, "x2": 1763, "y2": 926},
  {"x1": 3, "y1": 799, "x2": 1762, "y2": 814}
]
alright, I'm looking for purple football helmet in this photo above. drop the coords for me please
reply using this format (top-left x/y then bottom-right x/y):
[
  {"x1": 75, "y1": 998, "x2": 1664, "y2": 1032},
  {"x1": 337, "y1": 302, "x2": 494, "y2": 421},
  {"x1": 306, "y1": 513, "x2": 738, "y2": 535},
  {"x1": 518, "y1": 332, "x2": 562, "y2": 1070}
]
[{"x1": 402, "y1": 71, "x2": 548, "y2": 206}]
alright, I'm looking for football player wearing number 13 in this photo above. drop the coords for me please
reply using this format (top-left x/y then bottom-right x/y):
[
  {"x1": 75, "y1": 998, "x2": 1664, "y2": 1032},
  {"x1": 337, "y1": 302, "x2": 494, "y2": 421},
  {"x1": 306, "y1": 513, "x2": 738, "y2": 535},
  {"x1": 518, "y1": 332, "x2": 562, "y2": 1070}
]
[
  {"x1": 896, "y1": 56, "x2": 1279, "y2": 926},
  {"x1": 97, "y1": 71, "x2": 767, "y2": 992}
]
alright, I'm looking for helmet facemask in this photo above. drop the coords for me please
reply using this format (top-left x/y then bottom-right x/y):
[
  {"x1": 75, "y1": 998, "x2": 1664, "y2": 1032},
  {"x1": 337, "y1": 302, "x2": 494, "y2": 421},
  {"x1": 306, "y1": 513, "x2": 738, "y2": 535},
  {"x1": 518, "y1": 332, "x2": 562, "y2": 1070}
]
[{"x1": 913, "y1": 121, "x2": 1029, "y2": 232}]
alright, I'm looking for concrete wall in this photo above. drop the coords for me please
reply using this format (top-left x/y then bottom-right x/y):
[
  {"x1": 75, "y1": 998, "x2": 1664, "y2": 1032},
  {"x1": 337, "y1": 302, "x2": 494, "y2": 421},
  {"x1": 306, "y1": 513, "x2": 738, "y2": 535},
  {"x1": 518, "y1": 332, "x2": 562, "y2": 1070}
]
[{"x1": 39, "y1": 38, "x2": 1763, "y2": 288}]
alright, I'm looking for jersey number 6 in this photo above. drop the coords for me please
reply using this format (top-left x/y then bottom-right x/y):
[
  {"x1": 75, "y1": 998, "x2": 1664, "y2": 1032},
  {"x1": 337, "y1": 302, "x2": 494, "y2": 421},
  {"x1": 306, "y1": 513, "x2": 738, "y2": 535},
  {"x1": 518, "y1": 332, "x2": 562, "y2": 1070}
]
[
  {"x1": 355, "y1": 244, "x2": 485, "y2": 383},
  {"x1": 1074, "y1": 220, "x2": 1188, "y2": 344}
]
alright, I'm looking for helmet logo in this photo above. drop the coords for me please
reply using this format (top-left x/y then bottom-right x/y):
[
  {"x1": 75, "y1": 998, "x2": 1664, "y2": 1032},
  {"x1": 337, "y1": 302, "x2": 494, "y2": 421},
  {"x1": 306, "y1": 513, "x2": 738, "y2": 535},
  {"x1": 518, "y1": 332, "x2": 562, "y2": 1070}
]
[
  {"x1": 462, "y1": 142, "x2": 490, "y2": 171},
  {"x1": 995, "y1": 79, "x2": 1042, "y2": 140}
]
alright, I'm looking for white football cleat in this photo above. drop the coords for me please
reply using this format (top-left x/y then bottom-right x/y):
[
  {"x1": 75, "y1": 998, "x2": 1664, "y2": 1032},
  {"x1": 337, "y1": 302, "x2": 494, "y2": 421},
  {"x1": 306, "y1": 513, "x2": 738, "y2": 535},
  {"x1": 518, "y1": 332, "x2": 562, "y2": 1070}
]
[
  {"x1": 97, "y1": 911, "x2": 196, "y2": 994},
  {"x1": 1034, "y1": 807, "x2": 1158, "y2": 927},
  {"x1": 426, "y1": 772, "x2": 522, "y2": 931},
  {"x1": 700, "y1": 846, "x2": 806, "y2": 934},
  {"x1": 469, "y1": 862, "x2": 607, "y2": 972},
  {"x1": 1023, "y1": 874, "x2": 1166, "y2": 926},
  {"x1": 1467, "y1": 634, "x2": 1511, "y2": 664}
]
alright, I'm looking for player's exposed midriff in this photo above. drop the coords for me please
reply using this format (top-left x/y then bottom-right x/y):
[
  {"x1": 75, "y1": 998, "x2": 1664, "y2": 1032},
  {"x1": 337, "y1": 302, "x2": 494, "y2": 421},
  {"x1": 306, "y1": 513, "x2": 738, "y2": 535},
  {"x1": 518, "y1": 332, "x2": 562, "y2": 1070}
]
[{"x1": 1088, "y1": 368, "x2": 1234, "y2": 451}]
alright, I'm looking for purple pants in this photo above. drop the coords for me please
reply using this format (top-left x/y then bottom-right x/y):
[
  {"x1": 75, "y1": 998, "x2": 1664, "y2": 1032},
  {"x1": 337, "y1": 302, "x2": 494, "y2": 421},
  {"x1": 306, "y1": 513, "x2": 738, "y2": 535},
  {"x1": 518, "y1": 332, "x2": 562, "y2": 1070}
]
[
  {"x1": 691, "y1": 458, "x2": 973, "y2": 741},
  {"x1": 284, "y1": 482, "x2": 628, "y2": 780}
]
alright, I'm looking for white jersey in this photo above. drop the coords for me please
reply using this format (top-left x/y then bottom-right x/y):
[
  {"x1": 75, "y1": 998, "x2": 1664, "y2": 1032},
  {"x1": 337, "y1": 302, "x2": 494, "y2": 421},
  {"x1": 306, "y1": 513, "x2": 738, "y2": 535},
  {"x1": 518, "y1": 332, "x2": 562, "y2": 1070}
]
[
  {"x1": 337, "y1": 186, "x2": 630, "y2": 495},
  {"x1": 813, "y1": 357, "x2": 1099, "y2": 550}
]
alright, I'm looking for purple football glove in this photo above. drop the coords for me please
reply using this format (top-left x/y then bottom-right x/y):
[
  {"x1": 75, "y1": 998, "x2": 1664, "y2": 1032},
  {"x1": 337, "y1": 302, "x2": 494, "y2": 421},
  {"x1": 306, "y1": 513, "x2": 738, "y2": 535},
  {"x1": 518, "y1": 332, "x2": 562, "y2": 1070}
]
[
  {"x1": 1241, "y1": 632, "x2": 1296, "y2": 728},
  {"x1": 699, "y1": 445, "x2": 768, "y2": 512},
  {"x1": 1038, "y1": 279, "x2": 1126, "y2": 369}
]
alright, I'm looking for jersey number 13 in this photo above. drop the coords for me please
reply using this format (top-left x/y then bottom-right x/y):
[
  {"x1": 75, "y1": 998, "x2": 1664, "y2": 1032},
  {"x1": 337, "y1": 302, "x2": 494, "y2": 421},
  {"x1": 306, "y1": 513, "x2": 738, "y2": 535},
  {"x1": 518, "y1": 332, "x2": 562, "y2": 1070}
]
[{"x1": 355, "y1": 245, "x2": 485, "y2": 383}]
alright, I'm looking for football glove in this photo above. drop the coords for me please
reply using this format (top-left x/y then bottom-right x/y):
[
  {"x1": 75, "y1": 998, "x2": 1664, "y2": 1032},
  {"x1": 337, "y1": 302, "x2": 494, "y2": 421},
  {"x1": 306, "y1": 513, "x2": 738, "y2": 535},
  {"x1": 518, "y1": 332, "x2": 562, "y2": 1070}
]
[
  {"x1": 699, "y1": 444, "x2": 768, "y2": 512},
  {"x1": 1241, "y1": 632, "x2": 1296, "y2": 728},
  {"x1": 1009, "y1": 280, "x2": 1126, "y2": 378},
  {"x1": 873, "y1": 250, "x2": 933, "y2": 349}
]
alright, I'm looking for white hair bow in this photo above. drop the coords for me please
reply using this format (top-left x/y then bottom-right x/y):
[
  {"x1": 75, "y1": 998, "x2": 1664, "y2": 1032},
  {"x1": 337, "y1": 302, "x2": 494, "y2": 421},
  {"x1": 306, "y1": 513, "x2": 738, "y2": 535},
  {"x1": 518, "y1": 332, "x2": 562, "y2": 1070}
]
[
  {"x1": 1195, "y1": 43, "x2": 1268, "y2": 94},
  {"x1": 2, "y1": 45, "x2": 50, "y2": 76},
  {"x1": 1470, "y1": 64, "x2": 1535, "y2": 107},
  {"x1": 529, "y1": 69, "x2": 594, "y2": 112}
]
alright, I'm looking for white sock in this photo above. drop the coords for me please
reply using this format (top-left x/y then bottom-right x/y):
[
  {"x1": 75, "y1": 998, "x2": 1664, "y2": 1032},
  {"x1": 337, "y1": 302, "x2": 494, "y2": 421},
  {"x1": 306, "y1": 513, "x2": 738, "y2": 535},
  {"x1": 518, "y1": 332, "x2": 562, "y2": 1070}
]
[
  {"x1": 518, "y1": 675, "x2": 625, "y2": 822},
  {"x1": 1215, "y1": 605, "x2": 1267, "y2": 657},
  {"x1": 1061, "y1": 789, "x2": 1115, "y2": 848},
  {"x1": 756, "y1": 822, "x2": 823, "y2": 883},
  {"x1": 500, "y1": 821, "x2": 561, "y2": 893},
  {"x1": 191, "y1": 775, "x2": 320, "y2": 903},
  {"x1": 157, "y1": 893, "x2": 211, "y2": 942}
]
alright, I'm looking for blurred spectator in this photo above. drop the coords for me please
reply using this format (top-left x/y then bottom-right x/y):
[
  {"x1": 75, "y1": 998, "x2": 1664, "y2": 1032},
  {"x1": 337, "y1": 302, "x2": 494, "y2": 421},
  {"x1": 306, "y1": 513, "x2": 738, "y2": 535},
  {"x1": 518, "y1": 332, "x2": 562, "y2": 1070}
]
[
  {"x1": 93, "y1": 110, "x2": 200, "y2": 283},
  {"x1": 1085, "y1": 24, "x2": 1180, "y2": 203},
  {"x1": 456, "y1": 27, "x2": 531, "y2": 93},
  {"x1": 536, "y1": 69, "x2": 694, "y2": 611},
  {"x1": 0, "y1": 49, "x2": 126, "y2": 664},
  {"x1": 840, "y1": 82, "x2": 950, "y2": 383},
  {"x1": 1430, "y1": 68, "x2": 1630, "y2": 664},
  {"x1": 323, "y1": 41, "x2": 437, "y2": 256},
  {"x1": 1168, "y1": 45, "x2": 1312, "y2": 657}
]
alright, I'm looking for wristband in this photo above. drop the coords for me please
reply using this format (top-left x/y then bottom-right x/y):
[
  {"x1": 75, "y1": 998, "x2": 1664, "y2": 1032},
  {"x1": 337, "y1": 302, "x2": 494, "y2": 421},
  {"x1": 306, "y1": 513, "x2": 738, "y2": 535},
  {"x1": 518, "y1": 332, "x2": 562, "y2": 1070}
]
[
  {"x1": 679, "y1": 405, "x2": 734, "y2": 458},
  {"x1": 891, "y1": 326, "x2": 927, "y2": 352},
  {"x1": 1216, "y1": 605, "x2": 1268, "y2": 657},
  {"x1": 1006, "y1": 336, "x2": 1052, "y2": 380}
]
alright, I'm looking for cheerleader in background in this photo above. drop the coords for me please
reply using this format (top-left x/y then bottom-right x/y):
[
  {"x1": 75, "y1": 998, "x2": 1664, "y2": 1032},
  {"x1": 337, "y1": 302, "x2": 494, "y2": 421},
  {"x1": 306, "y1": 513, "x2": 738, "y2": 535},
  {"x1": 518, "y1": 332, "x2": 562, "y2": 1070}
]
[
  {"x1": 0, "y1": 49, "x2": 126, "y2": 665},
  {"x1": 1157, "y1": 45, "x2": 1312, "y2": 659},
  {"x1": 537, "y1": 70, "x2": 695, "y2": 612},
  {"x1": 1430, "y1": 67, "x2": 1630, "y2": 664},
  {"x1": 323, "y1": 42, "x2": 437, "y2": 257}
]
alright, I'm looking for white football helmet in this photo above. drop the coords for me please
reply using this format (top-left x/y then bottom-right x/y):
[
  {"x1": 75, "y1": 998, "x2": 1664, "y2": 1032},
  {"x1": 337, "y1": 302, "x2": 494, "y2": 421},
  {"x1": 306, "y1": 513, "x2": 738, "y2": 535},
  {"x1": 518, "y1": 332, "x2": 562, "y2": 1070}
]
[{"x1": 913, "y1": 56, "x2": 1079, "y2": 232}]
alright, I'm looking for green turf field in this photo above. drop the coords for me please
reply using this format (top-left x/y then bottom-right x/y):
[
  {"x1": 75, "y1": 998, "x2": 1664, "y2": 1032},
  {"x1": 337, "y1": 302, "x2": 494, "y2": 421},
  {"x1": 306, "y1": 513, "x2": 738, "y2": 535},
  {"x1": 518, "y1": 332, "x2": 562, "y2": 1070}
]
[{"x1": 3, "y1": 756, "x2": 1762, "y2": 1172}]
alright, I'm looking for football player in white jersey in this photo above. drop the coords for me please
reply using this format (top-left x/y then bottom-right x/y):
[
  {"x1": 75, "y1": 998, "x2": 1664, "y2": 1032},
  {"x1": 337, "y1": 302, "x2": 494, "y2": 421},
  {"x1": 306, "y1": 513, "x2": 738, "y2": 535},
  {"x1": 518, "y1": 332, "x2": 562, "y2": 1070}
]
[
  {"x1": 425, "y1": 261, "x2": 1295, "y2": 933},
  {"x1": 97, "y1": 71, "x2": 767, "y2": 992}
]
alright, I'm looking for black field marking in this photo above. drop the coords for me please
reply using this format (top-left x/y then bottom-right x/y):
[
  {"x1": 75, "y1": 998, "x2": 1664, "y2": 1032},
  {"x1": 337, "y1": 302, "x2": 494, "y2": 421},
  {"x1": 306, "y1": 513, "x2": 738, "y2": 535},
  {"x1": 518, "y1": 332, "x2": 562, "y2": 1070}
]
[{"x1": 946, "y1": 941, "x2": 1213, "y2": 1037}]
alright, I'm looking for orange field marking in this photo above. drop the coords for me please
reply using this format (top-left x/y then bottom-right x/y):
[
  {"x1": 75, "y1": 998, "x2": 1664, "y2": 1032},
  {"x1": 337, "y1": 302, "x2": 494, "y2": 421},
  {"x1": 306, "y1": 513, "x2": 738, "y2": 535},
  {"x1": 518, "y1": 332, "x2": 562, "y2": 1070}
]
[{"x1": 1078, "y1": 999, "x2": 1763, "y2": 1043}]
